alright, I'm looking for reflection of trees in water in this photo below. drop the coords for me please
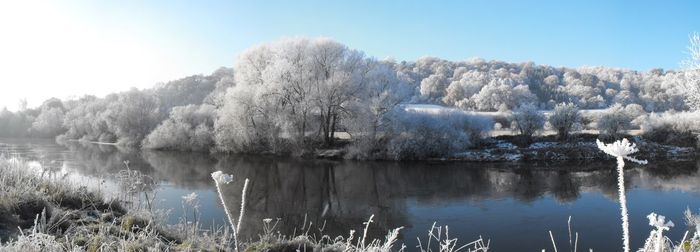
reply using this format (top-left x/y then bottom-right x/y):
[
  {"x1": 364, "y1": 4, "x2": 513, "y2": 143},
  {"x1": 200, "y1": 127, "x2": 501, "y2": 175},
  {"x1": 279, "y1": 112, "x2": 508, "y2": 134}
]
[
  {"x1": 549, "y1": 171, "x2": 580, "y2": 203},
  {"x1": 638, "y1": 160, "x2": 699, "y2": 179},
  {"x1": 61, "y1": 141, "x2": 150, "y2": 176},
  {"x1": 629, "y1": 160, "x2": 700, "y2": 192},
  {"x1": 214, "y1": 157, "x2": 410, "y2": 241},
  {"x1": 0, "y1": 138, "x2": 69, "y2": 163},
  {"x1": 141, "y1": 150, "x2": 217, "y2": 189},
  {"x1": 214, "y1": 159, "x2": 695, "y2": 241},
  {"x1": 58, "y1": 142, "x2": 218, "y2": 189},
  {"x1": 9, "y1": 140, "x2": 700, "y2": 242}
]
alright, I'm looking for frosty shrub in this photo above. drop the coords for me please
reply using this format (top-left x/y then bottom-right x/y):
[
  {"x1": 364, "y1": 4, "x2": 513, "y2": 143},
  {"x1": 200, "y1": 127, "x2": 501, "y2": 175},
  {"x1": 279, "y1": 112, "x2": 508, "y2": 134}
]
[
  {"x1": 640, "y1": 110, "x2": 700, "y2": 146},
  {"x1": 548, "y1": 103, "x2": 580, "y2": 140},
  {"x1": 511, "y1": 103, "x2": 545, "y2": 140},
  {"x1": 142, "y1": 104, "x2": 216, "y2": 151},
  {"x1": 598, "y1": 104, "x2": 631, "y2": 139},
  {"x1": 385, "y1": 108, "x2": 491, "y2": 160}
]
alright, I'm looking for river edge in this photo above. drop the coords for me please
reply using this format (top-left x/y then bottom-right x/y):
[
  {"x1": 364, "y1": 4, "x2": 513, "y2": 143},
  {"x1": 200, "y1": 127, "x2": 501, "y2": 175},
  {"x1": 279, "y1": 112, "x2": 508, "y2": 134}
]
[
  {"x1": 0, "y1": 157, "x2": 481, "y2": 252},
  {"x1": 316, "y1": 137, "x2": 698, "y2": 162},
  {"x1": 1, "y1": 139, "x2": 700, "y2": 250},
  {"x1": 55, "y1": 135, "x2": 698, "y2": 164}
]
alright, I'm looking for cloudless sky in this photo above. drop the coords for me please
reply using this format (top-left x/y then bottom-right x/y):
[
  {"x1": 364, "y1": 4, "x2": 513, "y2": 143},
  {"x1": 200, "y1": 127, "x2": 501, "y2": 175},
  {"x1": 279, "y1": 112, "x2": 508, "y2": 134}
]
[{"x1": 0, "y1": 0, "x2": 698, "y2": 111}]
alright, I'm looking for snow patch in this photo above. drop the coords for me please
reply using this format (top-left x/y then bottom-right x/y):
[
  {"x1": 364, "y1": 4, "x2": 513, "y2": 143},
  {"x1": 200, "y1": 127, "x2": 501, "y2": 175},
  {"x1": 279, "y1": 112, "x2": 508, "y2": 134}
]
[{"x1": 528, "y1": 142, "x2": 558, "y2": 149}]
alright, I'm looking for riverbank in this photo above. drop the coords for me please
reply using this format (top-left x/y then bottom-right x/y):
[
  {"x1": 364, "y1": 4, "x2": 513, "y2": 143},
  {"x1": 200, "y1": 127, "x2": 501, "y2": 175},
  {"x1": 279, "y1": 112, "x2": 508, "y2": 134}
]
[
  {"x1": 2, "y1": 155, "x2": 700, "y2": 251},
  {"x1": 452, "y1": 136, "x2": 696, "y2": 162},
  {"x1": 61, "y1": 135, "x2": 697, "y2": 163},
  {"x1": 0, "y1": 157, "x2": 228, "y2": 251},
  {"x1": 315, "y1": 134, "x2": 698, "y2": 162},
  {"x1": 0, "y1": 157, "x2": 490, "y2": 252}
]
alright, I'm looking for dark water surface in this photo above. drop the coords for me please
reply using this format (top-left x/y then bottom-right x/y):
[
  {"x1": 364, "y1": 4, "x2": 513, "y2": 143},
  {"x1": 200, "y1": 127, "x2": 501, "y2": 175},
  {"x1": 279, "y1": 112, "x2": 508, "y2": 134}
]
[{"x1": 1, "y1": 138, "x2": 699, "y2": 251}]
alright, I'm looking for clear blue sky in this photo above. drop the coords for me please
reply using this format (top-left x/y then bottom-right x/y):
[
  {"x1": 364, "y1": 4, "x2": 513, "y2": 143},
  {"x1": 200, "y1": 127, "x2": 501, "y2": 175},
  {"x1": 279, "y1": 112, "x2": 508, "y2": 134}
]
[
  {"x1": 75, "y1": 0, "x2": 698, "y2": 70},
  {"x1": 0, "y1": 0, "x2": 698, "y2": 110}
]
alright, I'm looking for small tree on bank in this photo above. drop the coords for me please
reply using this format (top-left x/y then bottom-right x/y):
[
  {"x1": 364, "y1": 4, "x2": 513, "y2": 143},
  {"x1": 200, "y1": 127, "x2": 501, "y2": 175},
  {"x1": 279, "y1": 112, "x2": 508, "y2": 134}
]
[
  {"x1": 598, "y1": 104, "x2": 632, "y2": 139},
  {"x1": 511, "y1": 103, "x2": 545, "y2": 142},
  {"x1": 548, "y1": 102, "x2": 580, "y2": 140}
]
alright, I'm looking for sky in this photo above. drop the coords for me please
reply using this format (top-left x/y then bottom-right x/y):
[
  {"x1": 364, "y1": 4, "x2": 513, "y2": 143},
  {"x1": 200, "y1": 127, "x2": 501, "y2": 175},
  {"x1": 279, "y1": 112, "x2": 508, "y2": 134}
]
[{"x1": 0, "y1": 0, "x2": 698, "y2": 111}]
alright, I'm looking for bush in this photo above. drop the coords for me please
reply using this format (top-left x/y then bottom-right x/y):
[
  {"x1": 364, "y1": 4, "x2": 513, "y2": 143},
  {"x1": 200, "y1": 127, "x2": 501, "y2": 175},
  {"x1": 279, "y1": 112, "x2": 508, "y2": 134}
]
[
  {"x1": 384, "y1": 108, "x2": 491, "y2": 160},
  {"x1": 142, "y1": 104, "x2": 216, "y2": 151},
  {"x1": 641, "y1": 111, "x2": 700, "y2": 146},
  {"x1": 597, "y1": 104, "x2": 631, "y2": 139},
  {"x1": 548, "y1": 103, "x2": 580, "y2": 140},
  {"x1": 511, "y1": 103, "x2": 545, "y2": 140}
]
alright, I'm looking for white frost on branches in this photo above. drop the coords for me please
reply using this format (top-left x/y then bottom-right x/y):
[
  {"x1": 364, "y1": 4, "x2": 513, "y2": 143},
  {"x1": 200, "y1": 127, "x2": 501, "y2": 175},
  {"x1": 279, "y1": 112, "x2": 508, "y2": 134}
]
[
  {"x1": 596, "y1": 138, "x2": 647, "y2": 252},
  {"x1": 639, "y1": 213, "x2": 675, "y2": 252},
  {"x1": 211, "y1": 171, "x2": 233, "y2": 184},
  {"x1": 211, "y1": 170, "x2": 239, "y2": 251},
  {"x1": 682, "y1": 32, "x2": 700, "y2": 111},
  {"x1": 647, "y1": 213, "x2": 674, "y2": 232},
  {"x1": 596, "y1": 138, "x2": 649, "y2": 167}
]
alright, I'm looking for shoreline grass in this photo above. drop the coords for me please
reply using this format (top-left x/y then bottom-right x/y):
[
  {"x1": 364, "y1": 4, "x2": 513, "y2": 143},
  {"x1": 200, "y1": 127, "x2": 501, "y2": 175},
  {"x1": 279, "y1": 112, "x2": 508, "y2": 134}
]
[
  {"x1": 1, "y1": 154, "x2": 699, "y2": 251},
  {"x1": 0, "y1": 157, "x2": 490, "y2": 252}
]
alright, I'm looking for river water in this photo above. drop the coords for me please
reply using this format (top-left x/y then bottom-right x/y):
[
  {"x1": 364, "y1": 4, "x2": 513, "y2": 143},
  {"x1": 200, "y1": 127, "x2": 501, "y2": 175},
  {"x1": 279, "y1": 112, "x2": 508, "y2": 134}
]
[{"x1": 1, "y1": 138, "x2": 699, "y2": 251}]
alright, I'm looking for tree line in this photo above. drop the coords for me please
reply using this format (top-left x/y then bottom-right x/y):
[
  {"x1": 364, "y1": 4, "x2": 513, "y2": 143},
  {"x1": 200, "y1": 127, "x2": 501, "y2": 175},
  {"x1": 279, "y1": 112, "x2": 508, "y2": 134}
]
[{"x1": 1, "y1": 36, "x2": 698, "y2": 159}]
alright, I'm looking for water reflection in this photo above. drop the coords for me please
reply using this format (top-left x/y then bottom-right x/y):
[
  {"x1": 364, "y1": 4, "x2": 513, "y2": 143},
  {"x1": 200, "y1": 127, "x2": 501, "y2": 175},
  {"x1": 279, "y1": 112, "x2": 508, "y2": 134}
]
[{"x1": 1, "y1": 138, "x2": 699, "y2": 251}]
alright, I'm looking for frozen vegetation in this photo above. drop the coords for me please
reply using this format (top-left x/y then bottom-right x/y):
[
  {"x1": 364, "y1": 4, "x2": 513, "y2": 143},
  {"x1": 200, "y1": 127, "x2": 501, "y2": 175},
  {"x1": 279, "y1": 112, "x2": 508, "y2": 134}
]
[
  {"x1": 0, "y1": 157, "x2": 491, "y2": 252},
  {"x1": 2, "y1": 4, "x2": 700, "y2": 251},
  {"x1": 2, "y1": 145, "x2": 700, "y2": 251},
  {"x1": 0, "y1": 35, "x2": 699, "y2": 160}
]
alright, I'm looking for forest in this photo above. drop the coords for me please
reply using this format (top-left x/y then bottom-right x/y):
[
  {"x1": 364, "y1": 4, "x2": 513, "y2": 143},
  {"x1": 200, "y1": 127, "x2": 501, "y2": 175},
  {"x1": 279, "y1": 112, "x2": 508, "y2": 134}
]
[{"x1": 1, "y1": 36, "x2": 699, "y2": 159}]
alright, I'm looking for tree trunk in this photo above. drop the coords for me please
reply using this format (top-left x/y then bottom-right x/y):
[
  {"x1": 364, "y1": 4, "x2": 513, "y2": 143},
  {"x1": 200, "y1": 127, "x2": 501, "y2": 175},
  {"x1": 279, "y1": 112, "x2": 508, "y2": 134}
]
[{"x1": 329, "y1": 114, "x2": 337, "y2": 146}]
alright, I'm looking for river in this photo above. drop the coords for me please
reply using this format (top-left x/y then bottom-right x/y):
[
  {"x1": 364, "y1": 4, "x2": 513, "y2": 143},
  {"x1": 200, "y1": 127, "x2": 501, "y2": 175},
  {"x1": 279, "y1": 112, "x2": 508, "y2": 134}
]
[{"x1": 1, "y1": 138, "x2": 698, "y2": 251}]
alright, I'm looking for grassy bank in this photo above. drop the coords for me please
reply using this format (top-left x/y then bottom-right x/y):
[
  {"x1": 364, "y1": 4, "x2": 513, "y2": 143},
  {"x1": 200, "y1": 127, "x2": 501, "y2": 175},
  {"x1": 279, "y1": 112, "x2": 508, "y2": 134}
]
[
  {"x1": 0, "y1": 157, "x2": 230, "y2": 251},
  {"x1": 2, "y1": 155, "x2": 699, "y2": 252},
  {"x1": 0, "y1": 157, "x2": 489, "y2": 252}
]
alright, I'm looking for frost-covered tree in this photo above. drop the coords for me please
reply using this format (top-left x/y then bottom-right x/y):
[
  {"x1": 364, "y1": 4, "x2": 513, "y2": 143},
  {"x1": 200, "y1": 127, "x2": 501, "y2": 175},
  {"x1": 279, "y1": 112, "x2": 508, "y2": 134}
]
[
  {"x1": 0, "y1": 107, "x2": 34, "y2": 137},
  {"x1": 154, "y1": 76, "x2": 214, "y2": 112},
  {"x1": 682, "y1": 32, "x2": 700, "y2": 110},
  {"x1": 143, "y1": 104, "x2": 216, "y2": 151},
  {"x1": 310, "y1": 39, "x2": 370, "y2": 146},
  {"x1": 59, "y1": 68, "x2": 229, "y2": 146},
  {"x1": 598, "y1": 104, "x2": 632, "y2": 139},
  {"x1": 59, "y1": 95, "x2": 115, "y2": 142},
  {"x1": 27, "y1": 98, "x2": 66, "y2": 137},
  {"x1": 512, "y1": 84, "x2": 538, "y2": 107},
  {"x1": 511, "y1": 103, "x2": 545, "y2": 140},
  {"x1": 103, "y1": 89, "x2": 162, "y2": 146},
  {"x1": 548, "y1": 103, "x2": 580, "y2": 140},
  {"x1": 214, "y1": 38, "x2": 376, "y2": 153},
  {"x1": 387, "y1": 54, "x2": 690, "y2": 112},
  {"x1": 214, "y1": 84, "x2": 272, "y2": 153},
  {"x1": 419, "y1": 74, "x2": 449, "y2": 103},
  {"x1": 31, "y1": 107, "x2": 65, "y2": 137},
  {"x1": 204, "y1": 67, "x2": 236, "y2": 107},
  {"x1": 443, "y1": 70, "x2": 490, "y2": 109},
  {"x1": 384, "y1": 108, "x2": 491, "y2": 160},
  {"x1": 346, "y1": 61, "x2": 411, "y2": 146},
  {"x1": 214, "y1": 42, "x2": 279, "y2": 153}
]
